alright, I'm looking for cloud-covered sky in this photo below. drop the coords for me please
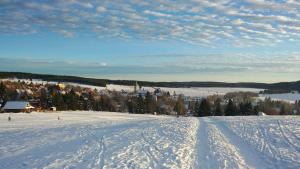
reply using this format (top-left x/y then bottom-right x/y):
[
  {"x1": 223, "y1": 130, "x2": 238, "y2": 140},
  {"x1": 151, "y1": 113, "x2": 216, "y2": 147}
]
[{"x1": 0, "y1": 0, "x2": 300, "y2": 82}]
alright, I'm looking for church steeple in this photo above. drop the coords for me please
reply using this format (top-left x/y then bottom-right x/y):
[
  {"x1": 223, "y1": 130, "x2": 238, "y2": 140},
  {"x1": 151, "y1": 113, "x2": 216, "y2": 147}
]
[{"x1": 134, "y1": 81, "x2": 140, "y2": 93}]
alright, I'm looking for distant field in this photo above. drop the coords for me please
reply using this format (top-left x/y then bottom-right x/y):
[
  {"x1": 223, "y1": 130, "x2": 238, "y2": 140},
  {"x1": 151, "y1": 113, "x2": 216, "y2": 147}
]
[
  {"x1": 3, "y1": 78, "x2": 300, "y2": 102},
  {"x1": 0, "y1": 111, "x2": 299, "y2": 169}
]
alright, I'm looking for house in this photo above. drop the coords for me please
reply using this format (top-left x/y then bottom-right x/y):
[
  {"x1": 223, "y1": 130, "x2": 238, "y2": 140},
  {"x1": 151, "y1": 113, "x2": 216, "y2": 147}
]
[
  {"x1": 136, "y1": 88, "x2": 149, "y2": 98},
  {"x1": 154, "y1": 88, "x2": 163, "y2": 96},
  {"x1": 2, "y1": 101, "x2": 35, "y2": 113}
]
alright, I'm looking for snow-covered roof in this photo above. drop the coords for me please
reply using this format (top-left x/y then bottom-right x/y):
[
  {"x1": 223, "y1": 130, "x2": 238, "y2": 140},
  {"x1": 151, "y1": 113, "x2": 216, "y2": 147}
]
[
  {"x1": 3, "y1": 101, "x2": 34, "y2": 110},
  {"x1": 258, "y1": 112, "x2": 266, "y2": 116}
]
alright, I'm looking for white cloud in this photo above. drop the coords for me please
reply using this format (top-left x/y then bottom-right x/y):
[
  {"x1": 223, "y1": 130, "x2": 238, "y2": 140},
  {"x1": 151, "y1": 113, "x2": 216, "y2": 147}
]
[
  {"x1": 57, "y1": 30, "x2": 74, "y2": 38},
  {"x1": 0, "y1": 0, "x2": 300, "y2": 47},
  {"x1": 96, "y1": 6, "x2": 106, "y2": 13}
]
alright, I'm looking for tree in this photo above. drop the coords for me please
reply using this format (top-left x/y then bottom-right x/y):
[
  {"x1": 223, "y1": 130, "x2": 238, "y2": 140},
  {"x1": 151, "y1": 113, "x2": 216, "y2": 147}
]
[
  {"x1": 199, "y1": 99, "x2": 211, "y2": 116},
  {"x1": 0, "y1": 82, "x2": 6, "y2": 101},
  {"x1": 127, "y1": 98, "x2": 135, "y2": 113},
  {"x1": 225, "y1": 99, "x2": 237, "y2": 116},
  {"x1": 214, "y1": 100, "x2": 223, "y2": 116},
  {"x1": 174, "y1": 96, "x2": 185, "y2": 115},
  {"x1": 239, "y1": 102, "x2": 253, "y2": 115},
  {"x1": 280, "y1": 104, "x2": 287, "y2": 115},
  {"x1": 136, "y1": 94, "x2": 144, "y2": 113},
  {"x1": 145, "y1": 92, "x2": 155, "y2": 113},
  {"x1": 53, "y1": 93, "x2": 67, "y2": 110},
  {"x1": 39, "y1": 88, "x2": 48, "y2": 109},
  {"x1": 65, "y1": 89, "x2": 79, "y2": 110},
  {"x1": 194, "y1": 101, "x2": 200, "y2": 117}
]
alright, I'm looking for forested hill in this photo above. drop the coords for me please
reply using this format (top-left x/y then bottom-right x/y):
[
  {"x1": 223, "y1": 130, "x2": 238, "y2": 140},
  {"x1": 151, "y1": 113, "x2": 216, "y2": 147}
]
[{"x1": 0, "y1": 72, "x2": 299, "y2": 92}]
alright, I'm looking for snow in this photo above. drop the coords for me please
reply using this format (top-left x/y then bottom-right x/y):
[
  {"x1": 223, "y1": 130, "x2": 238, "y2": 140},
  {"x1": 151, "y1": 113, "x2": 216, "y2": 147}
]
[
  {"x1": 260, "y1": 93, "x2": 300, "y2": 103},
  {"x1": 1, "y1": 78, "x2": 263, "y2": 97},
  {"x1": 106, "y1": 84, "x2": 263, "y2": 97},
  {"x1": 258, "y1": 112, "x2": 267, "y2": 116},
  {"x1": 2, "y1": 101, "x2": 32, "y2": 110},
  {"x1": 0, "y1": 111, "x2": 299, "y2": 169}
]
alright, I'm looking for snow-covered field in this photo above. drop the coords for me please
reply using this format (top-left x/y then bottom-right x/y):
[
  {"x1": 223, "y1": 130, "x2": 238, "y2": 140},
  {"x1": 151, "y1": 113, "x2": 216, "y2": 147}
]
[
  {"x1": 1, "y1": 78, "x2": 263, "y2": 97},
  {"x1": 259, "y1": 93, "x2": 300, "y2": 103},
  {"x1": 0, "y1": 112, "x2": 299, "y2": 169}
]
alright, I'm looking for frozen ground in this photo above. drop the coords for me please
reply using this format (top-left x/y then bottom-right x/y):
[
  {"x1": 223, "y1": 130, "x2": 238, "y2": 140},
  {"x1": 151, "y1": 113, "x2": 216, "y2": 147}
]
[{"x1": 0, "y1": 112, "x2": 299, "y2": 169}]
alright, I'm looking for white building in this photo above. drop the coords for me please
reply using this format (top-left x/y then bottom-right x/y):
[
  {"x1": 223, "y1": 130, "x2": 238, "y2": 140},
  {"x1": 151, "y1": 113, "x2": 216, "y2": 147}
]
[{"x1": 2, "y1": 101, "x2": 35, "y2": 113}]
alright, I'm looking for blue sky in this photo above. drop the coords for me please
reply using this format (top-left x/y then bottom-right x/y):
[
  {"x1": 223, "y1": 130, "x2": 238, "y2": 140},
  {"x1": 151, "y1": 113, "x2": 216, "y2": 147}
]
[{"x1": 0, "y1": 0, "x2": 300, "y2": 82}]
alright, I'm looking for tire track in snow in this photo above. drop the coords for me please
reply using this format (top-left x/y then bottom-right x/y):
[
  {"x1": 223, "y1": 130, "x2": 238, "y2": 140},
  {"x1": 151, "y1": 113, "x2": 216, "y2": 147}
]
[
  {"x1": 194, "y1": 118, "x2": 211, "y2": 169},
  {"x1": 95, "y1": 136, "x2": 106, "y2": 169},
  {"x1": 280, "y1": 121, "x2": 300, "y2": 141},
  {"x1": 206, "y1": 118, "x2": 250, "y2": 169},
  {"x1": 140, "y1": 129, "x2": 165, "y2": 168},
  {"x1": 210, "y1": 118, "x2": 271, "y2": 169},
  {"x1": 277, "y1": 120, "x2": 300, "y2": 153},
  {"x1": 257, "y1": 122, "x2": 293, "y2": 169}
]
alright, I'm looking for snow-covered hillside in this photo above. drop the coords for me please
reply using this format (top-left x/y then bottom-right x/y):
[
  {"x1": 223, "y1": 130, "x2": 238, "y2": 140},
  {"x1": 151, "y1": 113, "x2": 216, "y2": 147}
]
[
  {"x1": 259, "y1": 93, "x2": 300, "y2": 103},
  {"x1": 105, "y1": 85, "x2": 263, "y2": 97},
  {"x1": 1, "y1": 78, "x2": 263, "y2": 97},
  {"x1": 0, "y1": 112, "x2": 299, "y2": 169}
]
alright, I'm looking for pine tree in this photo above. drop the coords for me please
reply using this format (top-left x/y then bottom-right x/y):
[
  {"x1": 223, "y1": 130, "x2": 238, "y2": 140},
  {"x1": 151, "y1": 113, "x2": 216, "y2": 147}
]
[
  {"x1": 225, "y1": 99, "x2": 237, "y2": 116},
  {"x1": 280, "y1": 105, "x2": 286, "y2": 115},
  {"x1": 199, "y1": 99, "x2": 211, "y2": 116},
  {"x1": 0, "y1": 82, "x2": 6, "y2": 101},
  {"x1": 127, "y1": 98, "x2": 134, "y2": 113},
  {"x1": 136, "y1": 94, "x2": 144, "y2": 113},
  {"x1": 40, "y1": 88, "x2": 48, "y2": 109},
  {"x1": 174, "y1": 96, "x2": 185, "y2": 115},
  {"x1": 53, "y1": 93, "x2": 66, "y2": 110},
  {"x1": 215, "y1": 100, "x2": 223, "y2": 116},
  {"x1": 194, "y1": 101, "x2": 200, "y2": 117},
  {"x1": 65, "y1": 89, "x2": 79, "y2": 110},
  {"x1": 145, "y1": 92, "x2": 154, "y2": 113}
]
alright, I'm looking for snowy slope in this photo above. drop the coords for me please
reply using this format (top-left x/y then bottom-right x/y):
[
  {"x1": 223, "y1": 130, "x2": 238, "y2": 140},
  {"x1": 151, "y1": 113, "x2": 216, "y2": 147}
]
[{"x1": 0, "y1": 112, "x2": 299, "y2": 169}]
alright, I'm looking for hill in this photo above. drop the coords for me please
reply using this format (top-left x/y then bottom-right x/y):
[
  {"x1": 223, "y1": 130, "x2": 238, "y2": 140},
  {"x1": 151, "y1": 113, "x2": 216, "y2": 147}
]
[{"x1": 0, "y1": 71, "x2": 299, "y2": 92}]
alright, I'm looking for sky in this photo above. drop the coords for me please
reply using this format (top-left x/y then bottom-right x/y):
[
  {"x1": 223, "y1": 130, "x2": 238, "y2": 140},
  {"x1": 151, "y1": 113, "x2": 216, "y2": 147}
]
[{"x1": 0, "y1": 0, "x2": 300, "y2": 83}]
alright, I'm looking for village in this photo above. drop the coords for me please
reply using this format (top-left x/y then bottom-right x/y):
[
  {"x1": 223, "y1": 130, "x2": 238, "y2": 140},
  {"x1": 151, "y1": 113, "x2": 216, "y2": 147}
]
[{"x1": 0, "y1": 79, "x2": 299, "y2": 116}]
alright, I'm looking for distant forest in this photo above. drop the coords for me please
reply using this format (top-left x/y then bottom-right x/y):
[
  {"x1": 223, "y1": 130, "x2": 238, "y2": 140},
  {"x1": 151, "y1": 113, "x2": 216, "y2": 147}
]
[{"x1": 0, "y1": 72, "x2": 299, "y2": 92}]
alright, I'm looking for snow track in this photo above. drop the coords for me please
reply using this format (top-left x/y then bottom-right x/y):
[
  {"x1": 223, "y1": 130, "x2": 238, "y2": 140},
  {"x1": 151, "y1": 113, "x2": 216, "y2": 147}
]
[{"x1": 0, "y1": 112, "x2": 299, "y2": 169}]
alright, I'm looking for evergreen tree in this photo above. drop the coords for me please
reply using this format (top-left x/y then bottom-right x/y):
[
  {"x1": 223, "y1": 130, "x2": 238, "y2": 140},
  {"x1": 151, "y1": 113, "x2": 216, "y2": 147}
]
[
  {"x1": 225, "y1": 99, "x2": 237, "y2": 116},
  {"x1": 239, "y1": 102, "x2": 253, "y2": 116},
  {"x1": 145, "y1": 92, "x2": 154, "y2": 113},
  {"x1": 280, "y1": 105, "x2": 287, "y2": 115},
  {"x1": 136, "y1": 94, "x2": 144, "y2": 113},
  {"x1": 214, "y1": 100, "x2": 223, "y2": 116},
  {"x1": 65, "y1": 89, "x2": 79, "y2": 110},
  {"x1": 199, "y1": 99, "x2": 211, "y2": 116},
  {"x1": 127, "y1": 98, "x2": 134, "y2": 113},
  {"x1": 53, "y1": 93, "x2": 66, "y2": 110},
  {"x1": 0, "y1": 82, "x2": 6, "y2": 101},
  {"x1": 39, "y1": 88, "x2": 48, "y2": 109},
  {"x1": 174, "y1": 96, "x2": 185, "y2": 115},
  {"x1": 194, "y1": 101, "x2": 200, "y2": 117}
]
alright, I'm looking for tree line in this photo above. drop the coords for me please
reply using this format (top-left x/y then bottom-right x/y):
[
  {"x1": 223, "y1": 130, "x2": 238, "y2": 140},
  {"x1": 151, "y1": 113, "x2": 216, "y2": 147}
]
[{"x1": 0, "y1": 81, "x2": 299, "y2": 116}]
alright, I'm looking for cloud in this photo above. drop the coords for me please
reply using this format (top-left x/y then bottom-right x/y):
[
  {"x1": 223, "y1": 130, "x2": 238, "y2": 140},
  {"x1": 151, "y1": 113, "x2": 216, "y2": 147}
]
[
  {"x1": 57, "y1": 30, "x2": 74, "y2": 38},
  {"x1": 0, "y1": 0, "x2": 300, "y2": 46},
  {"x1": 96, "y1": 6, "x2": 106, "y2": 13}
]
